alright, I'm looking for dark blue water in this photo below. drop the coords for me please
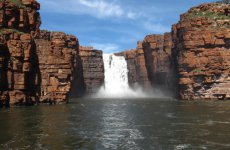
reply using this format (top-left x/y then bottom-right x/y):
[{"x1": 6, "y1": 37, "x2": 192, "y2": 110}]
[{"x1": 0, "y1": 98, "x2": 230, "y2": 150}]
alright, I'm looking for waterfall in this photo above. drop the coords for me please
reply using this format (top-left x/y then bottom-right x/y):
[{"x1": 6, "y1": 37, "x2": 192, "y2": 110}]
[{"x1": 96, "y1": 54, "x2": 149, "y2": 98}]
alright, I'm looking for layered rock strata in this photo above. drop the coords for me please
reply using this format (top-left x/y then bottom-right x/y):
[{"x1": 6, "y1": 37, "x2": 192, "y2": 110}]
[
  {"x1": 115, "y1": 41, "x2": 151, "y2": 89},
  {"x1": 1, "y1": 1, "x2": 230, "y2": 105},
  {"x1": 0, "y1": 0, "x2": 83, "y2": 106},
  {"x1": 142, "y1": 33, "x2": 174, "y2": 95},
  {"x1": 0, "y1": 0, "x2": 41, "y2": 106},
  {"x1": 172, "y1": 3, "x2": 230, "y2": 100},
  {"x1": 79, "y1": 46, "x2": 104, "y2": 96},
  {"x1": 0, "y1": 30, "x2": 38, "y2": 106},
  {"x1": 32, "y1": 30, "x2": 80, "y2": 103},
  {"x1": 0, "y1": 0, "x2": 40, "y2": 32}
]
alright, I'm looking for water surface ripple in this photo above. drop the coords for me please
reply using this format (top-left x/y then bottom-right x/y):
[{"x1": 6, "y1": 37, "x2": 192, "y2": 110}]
[{"x1": 1, "y1": 98, "x2": 230, "y2": 150}]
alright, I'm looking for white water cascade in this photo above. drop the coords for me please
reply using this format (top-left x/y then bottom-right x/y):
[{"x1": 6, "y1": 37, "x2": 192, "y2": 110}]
[{"x1": 96, "y1": 54, "x2": 149, "y2": 98}]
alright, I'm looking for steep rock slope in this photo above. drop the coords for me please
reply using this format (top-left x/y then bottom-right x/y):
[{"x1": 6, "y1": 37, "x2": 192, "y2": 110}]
[
  {"x1": 79, "y1": 46, "x2": 104, "y2": 96},
  {"x1": 0, "y1": 0, "x2": 41, "y2": 106},
  {"x1": 32, "y1": 30, "x2": 80, "y2": 103},
  {"x1": 142, "y1": 33, "x2": 174, "y2": 95},
  {"x1": 0, "y1": 31, "x2": 38, "y2": 106},
  {"x1": 115, "y1": 41, "x2": 151, "y2": 89},
  {"x1": 172, "y1": 3, "x2": 230, "y2": 100}
]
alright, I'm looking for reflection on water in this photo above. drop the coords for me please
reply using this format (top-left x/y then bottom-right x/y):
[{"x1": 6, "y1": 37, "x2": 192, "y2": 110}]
[
  {"x1": 0, "y1": 99, "x2": 230, "y2": 149},
  {"x1": 100, "y1": 102, "x2": 143, "y2": 150}
]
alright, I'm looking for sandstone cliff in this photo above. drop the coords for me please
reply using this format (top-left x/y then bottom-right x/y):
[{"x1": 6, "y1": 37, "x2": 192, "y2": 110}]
[
  {"x1": 142, "y1": 33, "x2": 174, "y2": 95},
  {"x1": 128, "y1": 3, "x2": 230, "y2": 100},
  {"x1": 115, "y1": 41, "x2": 151, "y2": 89},
  {"x1": 0, "y1": 0, "x2": 84, "y2": 106},
  {"x1": 32, "y1": 30, "x2": 80, "y2": 103},
  {"x1": 0, "y1": 0, "x2": 41, "y2": 107},
  {"x1": 0, "y1": 30, "x2": 38, "y2": 106},
  {"x1": 0, "y1": 0, "x2": 40, "y2": 32},
  {"x1": 172, "y1": 3, "x2": 230, "y2": 100},
  {"x1": 1, "y1": 1, "x2": 230, "y2": 106},
  {"x1": 79, "y1": 46, "x2": 104, "y2": 96}
]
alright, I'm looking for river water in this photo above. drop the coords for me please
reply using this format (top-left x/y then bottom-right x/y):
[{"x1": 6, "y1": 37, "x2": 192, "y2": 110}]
[{"x1": 1, "y1": 98, "x2": 230, "y2": 150}]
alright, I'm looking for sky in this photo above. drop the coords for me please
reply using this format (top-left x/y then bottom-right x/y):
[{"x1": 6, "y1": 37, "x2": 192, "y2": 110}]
[{"x1": 37, "y1": 0, "x2": 215, "y2": 53}]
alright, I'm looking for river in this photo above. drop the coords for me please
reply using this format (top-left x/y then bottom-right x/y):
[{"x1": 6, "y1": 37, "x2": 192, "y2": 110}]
[{"x1": 1, "y1": 98, "x2": 230, "y2": 150}]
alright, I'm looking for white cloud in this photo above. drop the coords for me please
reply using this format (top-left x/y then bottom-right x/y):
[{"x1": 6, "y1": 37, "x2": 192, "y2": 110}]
[
  {"x1": 38, "y1": 0, "x2": 138, "y2": 19},
  {"x1": 143, "y1": 22, "x2": 171, "y2": 33},
  {"x1": 90, "y1": 43, "x2": 119, "y2": 53},
  {"x1": 127, "y1": 11, "x2": 137, "y2": 19},
  {"x1": 78, "y1": 0, "x2": 124, "y2": 18}
]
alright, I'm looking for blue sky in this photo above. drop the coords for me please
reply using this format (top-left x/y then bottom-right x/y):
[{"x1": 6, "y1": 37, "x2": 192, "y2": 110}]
[{"x1": 37, "y1": 0, "x2": 215, "y2": 53}]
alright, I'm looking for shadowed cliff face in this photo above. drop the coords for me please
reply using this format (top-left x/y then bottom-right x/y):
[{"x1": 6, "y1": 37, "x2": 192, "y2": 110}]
[
  {"x1": 79, "y1": 46, "x2": 104, "y2": 96},
  {"x1": 0, "y1": 30, "x2": 39, "y2": 106},
  {"x1": 141, "y1": 33, "x2": 174, "y2": 96},
  {"x1": 172, "y1": 3, "x2": 230, "y2": 100},
  {"x1": 0, "y1": 0, "x2": 41, "y2": 106}
]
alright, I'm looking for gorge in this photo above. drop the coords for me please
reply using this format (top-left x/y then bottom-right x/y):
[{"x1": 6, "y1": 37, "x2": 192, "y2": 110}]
[
  {"x1": 0, "y1": 0, "x2": 230, "y2": 107},
  {"x1": 1, "y1": 0, "x2": 230, "y2": 149}
]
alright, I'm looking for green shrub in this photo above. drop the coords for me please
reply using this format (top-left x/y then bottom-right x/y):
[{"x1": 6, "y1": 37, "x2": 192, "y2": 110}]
[{"x1": 187, "y1": 11, "x2": 230, "y2": 20}]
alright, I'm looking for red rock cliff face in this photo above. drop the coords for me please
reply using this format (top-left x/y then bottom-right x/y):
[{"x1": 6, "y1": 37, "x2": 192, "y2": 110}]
[
  {"x1": 79, "y1": 46, "x2": 104, "y2": 96},
  {"x1": 32, "y1": 30, "x2": 80, "y2": 103},
  {"x1": 0, "y1": 0, "x2": 83, "y2": 106},
  {"x1": 0, "y1": 0, "x2": 41, "y2": 106},
  {"x1": 142, "y1": 33, "x2": 174, "y2": 95},
  {"x1": 0, "y1": 30, "x2": 38, "y2": 106},
  {"x1": 0, "y1": 0, "x2": 40, "y2": 32},
  {"x1": 172, "y1": 3, "x2": 230, "y2": 100},
  {"x1": 116, "y1": 41, "x2": 151, "y2": 89}
]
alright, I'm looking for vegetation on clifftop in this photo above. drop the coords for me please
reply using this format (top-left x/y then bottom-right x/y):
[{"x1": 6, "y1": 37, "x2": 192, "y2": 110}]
[
  {"x1": 188, "y1": 11, "x2": 230, "y2": 20},
  {"x1": 8, "y1": 0, "x2": 22, "y2": 5},
  {"x1": 0, "y1": 28, "x2": 25, "y2": 35},
  {"x1": 0, "y1": 0, "x2": 25, "y2": 8},
  {"x1": 184, "y1": 3, "x2": 230, "y2": 28}
]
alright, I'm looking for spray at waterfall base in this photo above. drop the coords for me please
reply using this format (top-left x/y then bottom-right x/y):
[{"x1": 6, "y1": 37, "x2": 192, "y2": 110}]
[{"x1": 93, "y1": 54, "x2": 166, "y2": 98}]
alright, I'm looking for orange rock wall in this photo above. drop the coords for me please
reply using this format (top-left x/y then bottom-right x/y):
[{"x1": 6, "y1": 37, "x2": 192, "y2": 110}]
[
  {"x1": 33, "y1": 30, "x2": 80, "y2": 103},
  {"x1": 0, "y1": 0, "x2": 84, "y2": 106},
  {"x1": 172, "y1": 3, "x2": 230, "y2": 100}
]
